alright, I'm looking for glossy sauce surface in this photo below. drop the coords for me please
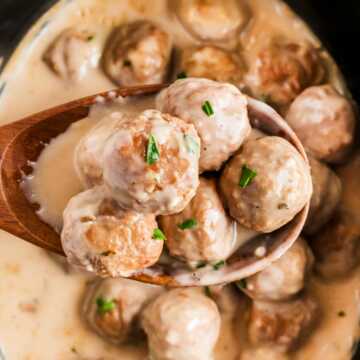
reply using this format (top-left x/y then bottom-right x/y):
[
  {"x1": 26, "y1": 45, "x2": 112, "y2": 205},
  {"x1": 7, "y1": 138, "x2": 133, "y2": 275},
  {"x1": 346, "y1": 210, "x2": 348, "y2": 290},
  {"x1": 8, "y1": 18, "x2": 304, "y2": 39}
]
[{"x1": 0, "y1": 1, "x2": 359, "y2": 359}]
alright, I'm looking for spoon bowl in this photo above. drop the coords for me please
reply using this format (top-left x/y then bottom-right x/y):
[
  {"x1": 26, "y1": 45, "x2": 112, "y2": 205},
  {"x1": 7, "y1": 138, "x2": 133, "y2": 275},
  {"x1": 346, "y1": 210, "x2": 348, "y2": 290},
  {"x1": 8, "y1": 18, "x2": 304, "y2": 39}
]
[{"x1": 0, "y1": 85, "x2": 309, "y2": 286}]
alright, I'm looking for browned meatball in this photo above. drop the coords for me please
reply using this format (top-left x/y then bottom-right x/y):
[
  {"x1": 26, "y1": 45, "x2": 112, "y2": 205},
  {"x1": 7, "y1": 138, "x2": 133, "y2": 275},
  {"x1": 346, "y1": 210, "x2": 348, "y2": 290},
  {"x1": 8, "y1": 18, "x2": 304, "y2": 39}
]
[
  {"x1": 286, "y1": 85, "x2": 356, "y2": 163},
  {"x1": 310, "y1": 211, "x2": 360, "y2": 279},
  {"x1": 83, "y1": 278, "x2": 163, "y2": 344},
  {"x1": 102, "y1": 109, "x2": 200, "y2": 215},
  {"x1": 247, "y1": 41, "x2": 326, "y2": 111},
  {"x1": 304, "y1": 156, "x2": 342, "y2": 235},
  {"x1": 103, "y1": 21, "x2": 172, "y2": 86},
  {"x1": 248, "y1": 294, "x2": 319, "y2": 352},
  {"x1": 61, "y1": 186, "x2": 163, "y2": 277},
  {"x1": 141, "y1": 288, "x2": 221, "y2": 360},
  {"x1": 43, "y1": 28, "x2": 99, "y2": 80},
  {"x1": 220, "y1": 136, "x2": 313, "y2": 233},
  {"x1": 175, "y1": 0, "x2": 251, "y2": 42},
  {"x1": 245, "y1": 238, "x2": 313, "y2": 301},
  {"x1": 159, "y1": 177, "x2": 237, "y2": 263},
  {"x1": 156, "y1": 78, "x2": 250, "y2": 172},
  {"x1": 179, "y1": 45, "x2": 244, "y2": 85}
]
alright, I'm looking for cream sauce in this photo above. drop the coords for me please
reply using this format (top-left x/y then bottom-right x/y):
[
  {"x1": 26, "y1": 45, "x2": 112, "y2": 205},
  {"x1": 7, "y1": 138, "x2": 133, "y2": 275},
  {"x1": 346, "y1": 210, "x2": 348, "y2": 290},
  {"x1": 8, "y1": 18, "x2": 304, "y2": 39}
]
[{"x1": 0, "y1": 0, "x2": 358, "y2": 359}]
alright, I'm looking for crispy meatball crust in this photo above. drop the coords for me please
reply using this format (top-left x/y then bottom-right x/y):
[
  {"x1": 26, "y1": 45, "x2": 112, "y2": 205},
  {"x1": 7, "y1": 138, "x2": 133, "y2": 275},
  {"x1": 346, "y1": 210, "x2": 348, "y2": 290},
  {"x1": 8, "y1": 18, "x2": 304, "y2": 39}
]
[
  {"x1": 43, "y1": 28, "x2": 98, "y2": 80},
  {"x1": 83, "y1": 278, "x2": 163, "y2": 344},
  {"x1": 156, "y1": 78, "x2": 250, "y2": 172},
  {"x1": 245, "y1": 238, "x2": 314, "y2": 301},
  {"x1": 175, "y1": 0, "x2": 251, "y2": 42},
  {"x1": 179, "y1": 45, "x2": 245, "y2": 84},
  {"x1": 220, "y1": 136, "x2": 312, "y2": 233},
  {"x1": 103, "y1": 21, "x2": 172, "y2": 86},
  {"x1": 286, "y1": 85, "x2": 356, "y2": 163},
  {"x1": 61, "y1": 186, "x2": 163, "y2": 277},
  {"x1": 141, "y1": 288, "x2": 221, "y2": 360},
  {"x1": 159, "y1": 177, "x2": 236, "y2": 262},
  {"x1": 102, "y1": 109, "x2": 200, "y2": 215},
  {"x1": 248, "y1": 294, "x2": 319, "y2": 352},
  {"x1": 304, "y1": 156, "x2": 342, "y2": 235}
]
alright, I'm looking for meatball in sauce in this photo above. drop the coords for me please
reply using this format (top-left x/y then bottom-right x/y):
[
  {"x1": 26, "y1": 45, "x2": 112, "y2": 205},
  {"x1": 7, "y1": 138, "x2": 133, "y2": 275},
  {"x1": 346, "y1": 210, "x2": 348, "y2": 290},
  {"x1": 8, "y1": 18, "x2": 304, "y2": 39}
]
[{"x1": 157, "y1": 78, "x2": 250, "y2": 172}]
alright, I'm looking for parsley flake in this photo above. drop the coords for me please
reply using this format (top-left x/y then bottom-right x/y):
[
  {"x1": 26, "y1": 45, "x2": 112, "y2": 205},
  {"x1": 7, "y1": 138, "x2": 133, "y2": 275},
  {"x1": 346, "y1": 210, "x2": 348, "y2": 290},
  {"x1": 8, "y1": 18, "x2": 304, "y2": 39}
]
[
  {"x1": 178, "y1": 218, "x2": 197, "y2": 230},
  {"x1": 96, "y1": 297, "x2": 116, "y2": 315},
  {"x1": 152, "y1": 228, "x2": 166, "y2": 241},
  {"x1": 146, "y1": 134, "x2": 160, "y2": 165},
  {"x1": 235, "y1": 279, "x2": 247, "y2": 290},
  {"x1": 239, "y1": 165, "x2": 257, "y2": 188},
  {"x1": 177, "y1": 71, "x2": 187, "y2": 79},
  {"x1": 202, "y1": 100, "x2": 214, "y2": 117},
  {"x1": 213, "y1": 260, "x2": 225, "y2": 271}
]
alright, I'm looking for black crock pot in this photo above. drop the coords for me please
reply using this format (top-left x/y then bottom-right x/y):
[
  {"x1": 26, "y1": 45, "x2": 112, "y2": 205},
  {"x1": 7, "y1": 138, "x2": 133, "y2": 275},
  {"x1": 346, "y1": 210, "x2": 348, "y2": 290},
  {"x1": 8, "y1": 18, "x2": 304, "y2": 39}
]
[{"x1": 0, "y1": 0, "x2": 359, "y2": 359}]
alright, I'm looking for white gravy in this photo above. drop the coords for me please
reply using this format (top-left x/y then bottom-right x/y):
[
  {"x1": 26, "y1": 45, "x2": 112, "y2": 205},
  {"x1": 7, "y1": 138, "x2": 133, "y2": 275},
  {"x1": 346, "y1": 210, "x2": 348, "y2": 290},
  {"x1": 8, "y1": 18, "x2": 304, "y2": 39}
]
[{"x1": 0, "y1": 0, "x2": 359, "y2": 359}]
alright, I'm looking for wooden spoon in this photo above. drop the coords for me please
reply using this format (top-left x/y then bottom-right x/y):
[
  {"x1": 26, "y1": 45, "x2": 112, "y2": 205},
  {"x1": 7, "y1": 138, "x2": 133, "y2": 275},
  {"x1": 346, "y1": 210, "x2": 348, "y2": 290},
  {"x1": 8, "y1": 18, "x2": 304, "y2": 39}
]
[{"x1": 0, "y1": 85, "x2": 310, "y2": 287}]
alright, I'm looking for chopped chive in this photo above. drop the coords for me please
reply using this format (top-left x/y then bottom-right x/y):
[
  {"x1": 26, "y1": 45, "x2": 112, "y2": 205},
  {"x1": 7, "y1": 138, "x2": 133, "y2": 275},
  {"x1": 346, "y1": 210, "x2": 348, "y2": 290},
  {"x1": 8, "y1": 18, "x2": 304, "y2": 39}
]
[
  {"x1": 146, "y1": 134, "x2": 160, "y2": 165},
  {"x1": 213, "y1": 260, "x2": 225, "y2": 271},
  {"x1": 184, "y1": 134, "x2": 199, "y2": 155},
  {"x1": 235, "y1": 279, "x2": 247, "y2": 290},
  {"x1": 196, "y1": 261, "x2": 207, "y2": 269},
  {"x1": 101, "y1": 250, "x2": 115, "y2": 256},
  {"x1": 239, "y1": 165, "x2": 257, "y2": 188},
  {"x1": 96, "y1": 297, "x2": 116, "y2": 315},
  {"x1": 152, "y1": 228, "x2": 166, "y2": 241},
  {"x1": 204, "y1": 286, "x2": 212, "y2": 298},
  {"x1": 123, "y1": 59, "x2": 132, "y2": 67},
  {"x1": 178, "y1": 218, "x2": 197, "y2": 230},
  {"x1": 202, "y1": 100, "x2": 214, "y2": 117},
  {"x1": 177, "y1": 71, "x2": 187, "y2": 79}
]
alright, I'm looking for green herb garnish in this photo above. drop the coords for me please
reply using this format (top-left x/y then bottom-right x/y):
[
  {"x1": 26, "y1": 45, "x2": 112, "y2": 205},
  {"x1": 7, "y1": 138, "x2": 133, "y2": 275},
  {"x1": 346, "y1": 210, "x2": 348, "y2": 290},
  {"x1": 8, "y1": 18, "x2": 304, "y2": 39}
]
[
  {"x1": 235, "y1": 279, "x2": 247, "y2": 290},
  {"x1": 87, "y1": 35, "x2": 94, "y2": 41},
  {"x1": 123, "y1": 59, "x2": 132, "y2": 67},
  {"x1": 213, "y1": 260, "x2": 225, "y2": 271},
  {"x1": 202, "y1": 100, "x2": 214, "y2": 117},
  {"x1": 152, "y1": 228, "x2": 166, "y2": 241},
  {"x1": 184, "y1": 134, "x2": 199, "y2": 155},
  {"x1": 146, "y1": 134, "x2": 160, "y2": 165},
  {"x1": 204, "y1": 286, "x2": 212, "y2": 298},
  {"x1": 96, "y1": 297, "x2": 116, "y2": 315},
  {"x1": 239, "y1": 165, "x2": 257, "y2": 188},
  {"x1": 177, "y1": 71, "x2": 187, "y2": 79},
  {"x1": 178, "y1": 218, "x2": 197, "y2": 230},
  {"x1": 196, "y1": 261, "x2": 207, "y2": 269}
]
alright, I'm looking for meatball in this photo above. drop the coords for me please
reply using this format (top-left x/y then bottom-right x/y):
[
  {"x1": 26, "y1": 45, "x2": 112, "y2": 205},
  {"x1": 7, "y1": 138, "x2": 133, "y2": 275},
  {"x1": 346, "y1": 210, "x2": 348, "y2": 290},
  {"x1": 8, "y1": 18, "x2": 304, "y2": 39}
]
[
  {"x1": 245, "y1": 238, "x2": 314, "y2": 301},
  {"x1": 102, "y1": 109, "x2": 200, "y2": 215},
  {"x1": 141, "y1": 288, "x2": 221, "y2": 360},
  {"x1": 43, "y1": 28, "x2": 98, "y2": 80},
  {"x1": 156, "y1": 78, "x2": 250, "y2": 172},
  {"x1": 310, "y1": 211, "x2": 360, "y2": 278},
  {"x1": 74, "y1": 113, "x2": 127, "y2": 187},
  {"x1": 304, "y1": 156, "x2": 342, "y2": 235},
  {"x1": 175, "y1": 0, "x2": 250, "y2": 42},
  {"x1": 220, "y1": 136, "x2": 312, "y2": 233},
  {"x1": 247, "y1": 41, "x2": 326, "y2": 111},
  {"x1": 179, "y1": 45, "x2": 244, "y2": 84},
  {"x1": 159, "y1": 177, "x2": 236, "y2": 262},
  {"x1": 286, "y1": 85, "x2": 356, "y2": 163},
  {"x1": 83, "y1": 278, "x2": 163, "y2": 344},
  {"x1": 61, "y1": 186, "x2": 163, "y2": 277},
  {"x1": 103, "y1": 21, "x2": 172, "y2": 86},
  {"x1": 248, "y1": 294, "x2": 319, "y2": 352}
]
